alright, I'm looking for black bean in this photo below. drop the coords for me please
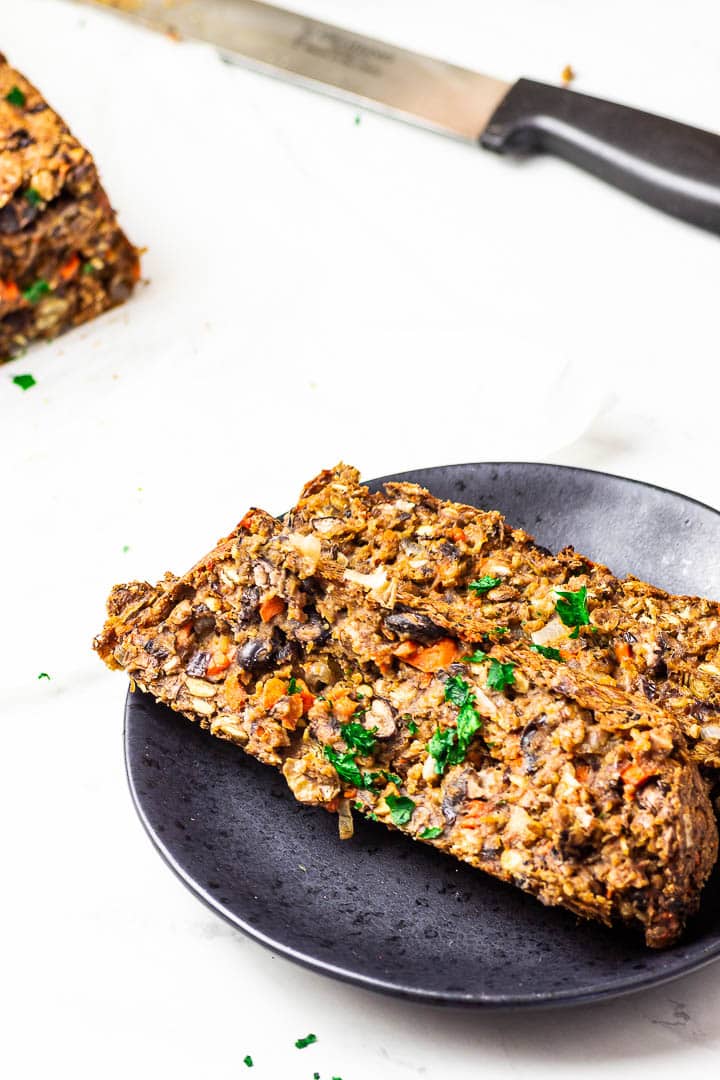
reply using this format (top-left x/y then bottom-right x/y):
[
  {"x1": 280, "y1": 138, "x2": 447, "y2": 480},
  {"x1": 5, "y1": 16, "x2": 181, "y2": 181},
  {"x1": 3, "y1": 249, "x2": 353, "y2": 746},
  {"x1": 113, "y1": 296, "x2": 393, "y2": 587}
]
[
  {"x1": 383, "y1": 609, "x2": 445, "y2": 642},
  {"x1": 185, "y1": 651, "x2": 210, "y2": 676},
  {"x1": 236, "y1": 638, "x2": 272, "y2": 671}
]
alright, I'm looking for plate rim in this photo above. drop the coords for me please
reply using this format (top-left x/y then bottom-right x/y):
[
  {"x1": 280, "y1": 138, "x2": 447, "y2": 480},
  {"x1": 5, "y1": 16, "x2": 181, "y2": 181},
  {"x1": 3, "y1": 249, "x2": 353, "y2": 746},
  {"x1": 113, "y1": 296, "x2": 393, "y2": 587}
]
[{"x1": 123, "y1": 460, "x2": 720, "y2": 1009}]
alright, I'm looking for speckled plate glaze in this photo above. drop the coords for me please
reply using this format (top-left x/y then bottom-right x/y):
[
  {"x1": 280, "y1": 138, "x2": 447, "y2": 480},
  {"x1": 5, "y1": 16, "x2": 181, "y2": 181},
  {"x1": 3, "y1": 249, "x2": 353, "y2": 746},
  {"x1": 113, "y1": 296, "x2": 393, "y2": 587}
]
[{"x1": 125, "y1": 463, "x2": 720, "y2": 1008}]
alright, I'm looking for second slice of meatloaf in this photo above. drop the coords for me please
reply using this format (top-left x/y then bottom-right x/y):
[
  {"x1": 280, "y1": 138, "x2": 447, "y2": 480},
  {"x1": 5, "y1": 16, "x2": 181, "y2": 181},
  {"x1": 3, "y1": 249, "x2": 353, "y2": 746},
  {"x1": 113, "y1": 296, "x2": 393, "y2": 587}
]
[
  {"x1": 284, "y1": 464, "x2": 720, "y2": 774},
  {"x1": 0, "y1": 56, "x2": 139, "y2": 359},
  {"x1": 94, "y1": 510, "x2": 719, "y2": 948}
]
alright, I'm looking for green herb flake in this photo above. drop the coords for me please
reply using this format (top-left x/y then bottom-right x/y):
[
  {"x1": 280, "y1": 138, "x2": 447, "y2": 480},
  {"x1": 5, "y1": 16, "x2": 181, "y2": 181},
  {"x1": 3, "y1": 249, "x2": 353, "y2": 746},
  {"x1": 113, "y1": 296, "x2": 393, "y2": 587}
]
[
  {"x1": 427, "y1": 727, "x2": 457, "y2": 775},
  {"x1": 81, "y1": 260, "x2": 95, "y2": 275},
  {"x1": 419, "y1": 826, "x2": 443, "y2": 839},
  {"x1": 22, "y1": 279, "x2": 50, "y2": 304},
  {"x1": 381, "y1": 770, "x2": 401, "y2": 785},
  {"x1": 38, "y1": 672, "x2": 51, "y2": 680},
  {"x1": 122, "y1": 544, "x2": 130, "y2": 553},
  {"x1": 339, "y1": 720, "x2": 376, "y2": 755},
  {"x1": 12, "y1": 373, "x2": 36, "y2": 390},
  {"x1": 494, "y1": 626, "x2": 509, "y2": 635},
  {"x1": 353, "y1": 800, "x2": 364, "y2": 811},
  {"x1": 428, "y1": 674, "x2": 484, "y2": 774},
  {"x1": 243, "y1": 1055, "x2": 253, "y2": 1068},
  {"x1": 354, "y1": 114, "x2": 361, "y2": 125},
  {"x1": 314, "y1": 1074, "x2": 320, "y2": 1080},
  {"x1": 385, "y1": 794, "x2": 415, "y2": 826},
  {"x1": 486, "y1": 659, "x2": 516, "y2": 692},
  {"x1": 287, "y1": 676, "x2": 301, "y2": 695},
  {"x1": 295, "y1": 1034, "x2": 317, "y2": 1050},
  {"x1": 444, "y1": 673, "x2": 473, "y2": 709},
  {"x1": 468, "y1": 575, "x2": 502, "y2": 595},
  {"x1": 554, "y1": 586, "x2": 590, "y2": 636},
  {"x1": 530, "y1": 643, "x2": 563, "y2": 661},
  {"x1": 324, "y1": 745, "x2": 365, "y2": 788},
  {"x1": 24, "y1": 187, "x2": 43, "y2": 206},
  {"x1": 462, "y1": 649, "x2": 488, "y2": 664},
  {"x1": 5, "y1": 85, "x2": 26, "y2": 106},
  {"x1": 406, "y1": 718, "x2": 418, "y2": 734}
]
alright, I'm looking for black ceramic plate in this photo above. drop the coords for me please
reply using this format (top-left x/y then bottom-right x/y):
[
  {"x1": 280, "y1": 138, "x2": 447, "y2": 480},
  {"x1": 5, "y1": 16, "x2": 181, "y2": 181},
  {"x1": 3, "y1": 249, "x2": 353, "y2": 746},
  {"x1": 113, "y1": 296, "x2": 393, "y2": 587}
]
[{"x1": 125, "y1": 463, "x2": 720, "y2": 1008}]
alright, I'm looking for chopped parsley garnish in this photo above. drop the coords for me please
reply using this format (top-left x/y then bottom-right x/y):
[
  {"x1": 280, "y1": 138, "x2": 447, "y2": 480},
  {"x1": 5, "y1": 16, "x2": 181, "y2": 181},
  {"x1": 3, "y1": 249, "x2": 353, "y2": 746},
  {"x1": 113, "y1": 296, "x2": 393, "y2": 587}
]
[
  {"x1": 324, "y1": 746, "x2": 364, "y2": 787},
  {"x1": 444, "y1": 673, "x2": 474, "y2": 708},
  {"x1": 287, "y1": 676, "x2": 301, "y2": 695},
  {"x1": 314, "y1": 1074, "x2": 320, "y2": 1079},
  {"x1": 324, "y1": 746, "x2": 376, "y2": 789},
  {"x1": 12, "y1": 373, "x2": 36, "y2": 390},
  {"x1": 462, "y1": 649, "x2": 488, "y2": 663},
  {"x1": 385, "y1": 794, "x2": 415, "y2": 826},
  {"x1": 122, "y1": 544, "x2": 130, "y2": 553},
  {"x1": 82, "y1": 260, "x2": 95, "y2": 275},
  {"x1": 486, "y1": 659, "x2": 516, "y2": 691},
  {"x1": 22, "y1": 279, "x2": 50, "y2": 304},
  {"x1": 353, "y1": 800, "x2": 364, "y2": 811},
  {"x1": 381, "y1": 770, "x2": 401, "y2": 785},
  {"x1": 427, "y1": 727, "x2": 457, "y2": 774},
  {"x1": 555, "y1": 585, "x2": 590, "y2": 638},
  {"x1": 295, "y1": 1034, "x2": 317, "y2": 1050},
  {"x1": 24, "y1": 187, "x2": 43, "y2": 206},
  {"x1": 427, "y1": 675, "x2": 483, "y2": 774},
  {"x1": 5, "y1": 85, "x2": 26, "y2": 106},
  {"x1": 38, "y1": 672, "x2": 50, "y2": 680},
  {"x1": 406, "y1": 718, "x2": 418, "y2": 734},
  {"x1": 419, "y1": 826, "x2": 443, "y2": 839},
  {"x1": 494, "y1": 626, "x2": 509, "y2": 635},
  {"x1": 530, "y1": 643, "x2": 563, "y2": 661},
  {"x1": 468, "y1": 575, "x2": 502, "y2": 595},
  {"x1": 243, "y1": 1055, "x2": 253, "y2": 1067},
  {"x1": 339, "y1": 720, "x2": 376, "y2": 755}
]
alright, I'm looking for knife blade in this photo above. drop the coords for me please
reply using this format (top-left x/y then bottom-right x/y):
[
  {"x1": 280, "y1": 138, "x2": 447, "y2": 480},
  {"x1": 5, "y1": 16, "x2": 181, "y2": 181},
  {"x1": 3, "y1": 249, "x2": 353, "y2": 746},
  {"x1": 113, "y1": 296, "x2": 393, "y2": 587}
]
[{"x1": 77, "y1": 0, "x2": 720, "y2": 234}]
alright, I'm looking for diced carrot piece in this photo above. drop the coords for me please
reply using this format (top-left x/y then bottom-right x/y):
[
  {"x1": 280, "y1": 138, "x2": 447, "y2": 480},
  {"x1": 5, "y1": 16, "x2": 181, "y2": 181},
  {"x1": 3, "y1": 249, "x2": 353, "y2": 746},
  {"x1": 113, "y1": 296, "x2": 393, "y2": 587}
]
[
  {"x1": 259, "y1": 595, "x2": 285, "y2": 622},
  {"x1": 575, "y1": 763, "x2": 590, "y2": 784},
  {"x1": 615, "y1": 641, "x2": 633, "y2": 663},
  {"x1": 59, "y1": 253, "x2": 80, "y2": 281},
  {"x1": 300, "y1": 690, "x2": 315, "y2": 714},
  {"x1": 0, "y1": 279, "x2": 20, "y2": 302},
  {"x1": 262, "y1": 677, "x2": 288, "y2": 710},
  {"x1": 448, "y1": 527, "x2": 467, "y2": 543},
  {"x1": 393, "y1": 640, "x2": 419, "y2": 660},
  {"x1": 460, "y1": 800, "x2": 489, "y2": 828},
  {"x1": 282, "y1": 694, "x2": 304, "y2": 729},
  {"x1": 324, "y1": 798, "x2": 339, "y2": 813},
  {"x1": 206, "y1": 651, "x2": 231, "y2": 676},
  {"x1": 223, "y1": 672, "x2": 247, "y2": 711},
  {"x1": 621, "y1": 761, "x2": 656, "y2": 794},
  {"x1": 404, "y1": 638, "x2": 460, "y2": 673},
  {"x1": 328, "y1": 692, "x2": 357, "y2": 720}
]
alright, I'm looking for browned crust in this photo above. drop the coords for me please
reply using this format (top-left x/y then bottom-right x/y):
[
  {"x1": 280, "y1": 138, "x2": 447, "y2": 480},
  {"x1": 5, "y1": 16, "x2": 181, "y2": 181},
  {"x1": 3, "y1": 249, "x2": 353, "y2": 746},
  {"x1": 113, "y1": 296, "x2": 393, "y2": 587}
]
[{"x1": 0, "y1": 55, "x2": 139, "y2": 357}]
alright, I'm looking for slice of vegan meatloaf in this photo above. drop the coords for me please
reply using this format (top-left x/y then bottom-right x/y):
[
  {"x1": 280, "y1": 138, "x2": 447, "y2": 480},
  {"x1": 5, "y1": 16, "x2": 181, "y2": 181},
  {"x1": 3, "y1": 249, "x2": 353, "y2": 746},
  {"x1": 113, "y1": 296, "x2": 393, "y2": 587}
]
[
  {"x1": 0, "y1": 56, "x2": 139, "y2": 359},
  {"x1": 94, "y1": 510, "x2": 718, "y2": 948},
  {"x1": 284, "y1": 464, "x2": 720, "y2": 775}
]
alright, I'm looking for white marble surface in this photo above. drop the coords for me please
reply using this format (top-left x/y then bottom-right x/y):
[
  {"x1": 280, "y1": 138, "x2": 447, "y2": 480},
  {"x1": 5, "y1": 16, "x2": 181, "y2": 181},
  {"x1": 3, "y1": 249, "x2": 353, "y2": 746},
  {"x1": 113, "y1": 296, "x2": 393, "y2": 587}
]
[{"x1": 4, "y1": 0, "x2": 720, "y2": 1076}]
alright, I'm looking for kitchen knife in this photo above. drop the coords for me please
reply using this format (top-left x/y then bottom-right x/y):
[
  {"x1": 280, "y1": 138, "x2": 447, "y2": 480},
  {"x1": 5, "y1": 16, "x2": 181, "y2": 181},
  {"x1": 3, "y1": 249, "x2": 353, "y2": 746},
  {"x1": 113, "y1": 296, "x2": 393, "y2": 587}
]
[{"x1": 79, "y1": 0, "x2": 720, "y2": 234}]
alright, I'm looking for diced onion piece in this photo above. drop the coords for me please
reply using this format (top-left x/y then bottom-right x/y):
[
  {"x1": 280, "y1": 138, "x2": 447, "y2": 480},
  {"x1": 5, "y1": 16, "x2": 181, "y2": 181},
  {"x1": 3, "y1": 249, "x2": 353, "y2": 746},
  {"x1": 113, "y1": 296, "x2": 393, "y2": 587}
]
[
  {"x1": 338, "y1": 798, "x2": 354, "y2": 840},
  {"x1": 287, "y1": 531, "x2": 322, "y2": 573},
  {"x1": 344, "y1": 567, "x2": 387, "y2": 591}
]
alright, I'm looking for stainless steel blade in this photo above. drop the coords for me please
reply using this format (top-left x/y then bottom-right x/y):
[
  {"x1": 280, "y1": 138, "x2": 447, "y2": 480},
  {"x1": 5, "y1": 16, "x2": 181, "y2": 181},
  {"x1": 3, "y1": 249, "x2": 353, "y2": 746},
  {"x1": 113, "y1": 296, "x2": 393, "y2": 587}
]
[{"x1": 76, "y1": 0, "x2": 510, "y2": 141}]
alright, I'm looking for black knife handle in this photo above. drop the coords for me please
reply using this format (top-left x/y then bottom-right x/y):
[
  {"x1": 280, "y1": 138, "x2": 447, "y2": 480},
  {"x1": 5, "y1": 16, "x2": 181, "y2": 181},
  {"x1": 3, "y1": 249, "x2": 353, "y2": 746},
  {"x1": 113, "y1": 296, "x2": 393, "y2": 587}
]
[{"x1": 481, "y1": 78, "x2": 720, "y2": 234}]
